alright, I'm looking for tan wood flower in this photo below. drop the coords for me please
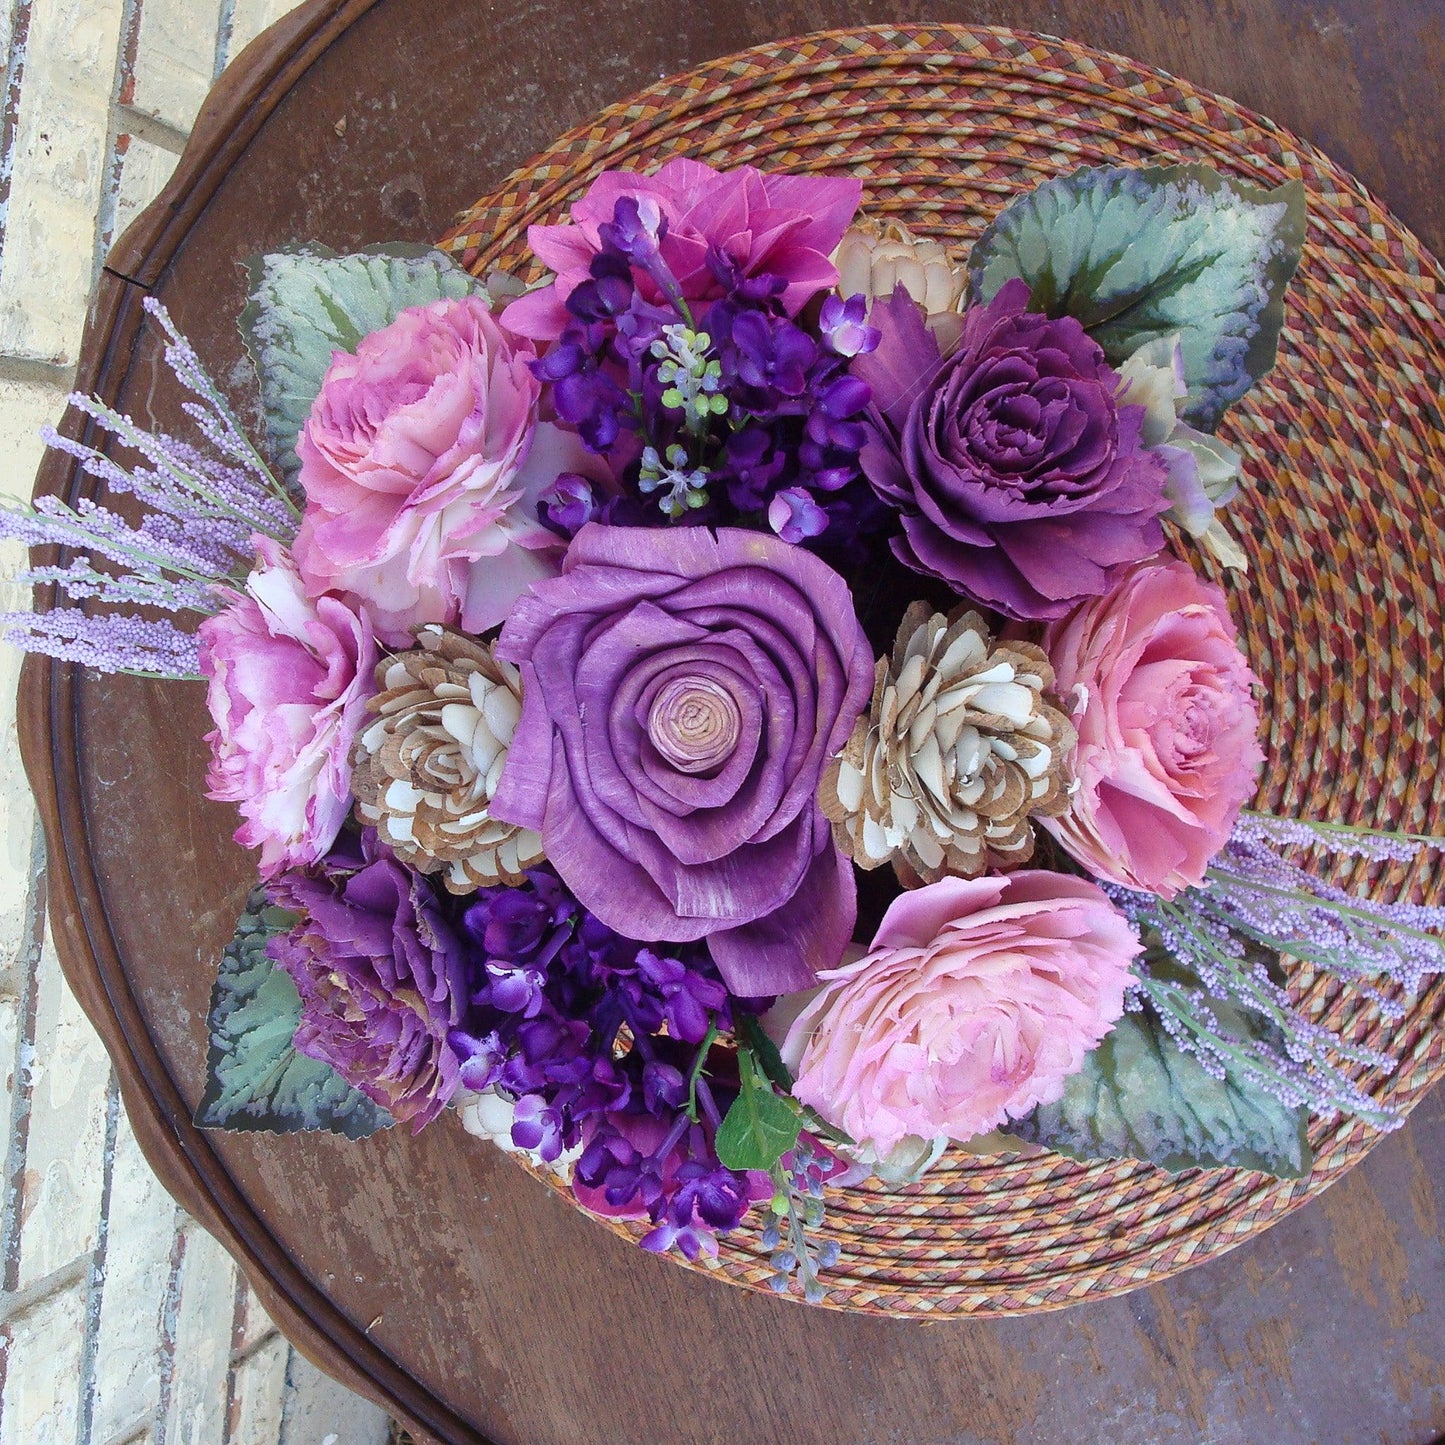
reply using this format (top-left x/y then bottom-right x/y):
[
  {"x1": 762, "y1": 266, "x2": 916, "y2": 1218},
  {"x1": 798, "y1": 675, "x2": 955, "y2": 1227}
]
[
  {"x1": 351, "y1": 625, "x2": 543, "y2": 892},
  {"x1": 820, "y1": 603, "x2": 1076, "y2": 884}
]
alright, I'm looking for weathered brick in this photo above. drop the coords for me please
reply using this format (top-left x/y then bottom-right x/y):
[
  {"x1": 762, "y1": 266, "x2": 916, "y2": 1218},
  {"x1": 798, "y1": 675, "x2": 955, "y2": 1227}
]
[
  {"x1": 89, "y1": 1108, "x2": 175, "y2": 1444},
  {"x1": 0, "y1": 0, "x2": 126, "y2": 364},
  {"x1": 221, "y1": 0, "x2": 301, "y2": 71},
  {"x1": 130, "y1": 0, "x2": 224, "y2": 135},
  {"x1": 229, "y1": 1332, "x2": 287, "y2": 1445},
  {"x1": 108, "y1": 132, "x2": 180, "y2": 258},
  {"x1": 280, "y1": 1351, "x2": 392, "y2": 1445},
  {"x1": 233, "y1": 1277, "x2": 277, "y2": 1356},
  {"x1": 0, "y1": 1280, "x2": 84, "y2": 1443},
  {"x1": 14, "y1": 934, "x2": 109, "y2": 1287},
  {"x1": 161, "y1": 1222, "x2": 236, "y2": 1444}
]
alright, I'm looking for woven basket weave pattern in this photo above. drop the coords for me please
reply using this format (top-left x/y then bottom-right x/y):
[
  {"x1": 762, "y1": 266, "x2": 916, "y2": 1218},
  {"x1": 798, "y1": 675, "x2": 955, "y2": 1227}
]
[{"x1": 438, "y1": 24, "x2": 1445, "y2": 1315}]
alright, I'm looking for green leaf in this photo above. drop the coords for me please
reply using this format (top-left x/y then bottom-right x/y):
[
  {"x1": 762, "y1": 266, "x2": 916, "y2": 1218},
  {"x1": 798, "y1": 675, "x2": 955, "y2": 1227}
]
[
  {"x1": 714, "y1": 1047, "x2": 802, "y2": 1173},
  {"x1": 967, "y1": 163, "x2": 1306, "y2": 429},
  {"x1": 1004, "y1": 997, "x2": 1311, "y2": 1177},
  {"x1": 239, "y1": 244, "x2": 486, "y2": 481},
  {"x1": 195, "y1": 887, "x2": 392, "y2": 1139},
  {"x1": 736, "y1": 1012, "x2": 794, "y2": 1092}
]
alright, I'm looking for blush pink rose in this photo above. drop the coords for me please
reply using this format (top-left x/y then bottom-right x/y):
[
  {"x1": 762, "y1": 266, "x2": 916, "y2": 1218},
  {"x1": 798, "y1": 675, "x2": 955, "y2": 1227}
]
[
  {"x1": 199, "y1": 537, "x2": 377, "y2": 875},
  {"x1": 1040, "y1": 557, "x2": 1264, "y2": 897},
  {"x1": 293, "y1": 294, "x2": 575, "y2": 646},
  {"x1": 502, "y1": 158, "x2": 862, "y2": 340},
  {"x1": 781, "y1": 873, "x2": 1139, "y2": 1154}
]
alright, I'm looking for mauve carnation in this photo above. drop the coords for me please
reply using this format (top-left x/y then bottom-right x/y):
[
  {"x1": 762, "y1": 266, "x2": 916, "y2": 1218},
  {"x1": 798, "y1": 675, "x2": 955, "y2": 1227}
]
[
  {"x1": 293, "y1": 294, "x2": 576, "y2": 646},
  {"x1": 502, "y1": 158, "x2": 861, "y2": 340},
  {"x1": 266, "y1": 831, "x2": 473, "y2": 1129},
  {"x1": 781, "y1": 872, "x2": 1140, "y2": 1154},
  {"x1": 855, "y1": 281, "x2": 1169, "y2": 619},
  {"x1": 489, "y1": 523, "x2": 874, "y2": 997},
  {"x1": 199, "y1": 537, "x2": 377, "y2": 876},
  {"x1": 1039, "y1": 557, "x2": 1265, "y2": 897}
]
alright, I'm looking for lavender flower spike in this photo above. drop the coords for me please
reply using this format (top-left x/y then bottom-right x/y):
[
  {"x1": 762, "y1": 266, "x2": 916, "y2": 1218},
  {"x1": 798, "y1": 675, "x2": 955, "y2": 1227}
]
[{"x1": 0, "y1": 302, "x2": 297, "y2": 679}]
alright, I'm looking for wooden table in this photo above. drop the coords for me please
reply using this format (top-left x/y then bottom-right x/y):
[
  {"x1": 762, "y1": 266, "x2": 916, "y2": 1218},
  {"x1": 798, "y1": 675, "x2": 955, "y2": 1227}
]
[{"x1": 20, "y1": 2, "x2": 1445, "y2": 1441}]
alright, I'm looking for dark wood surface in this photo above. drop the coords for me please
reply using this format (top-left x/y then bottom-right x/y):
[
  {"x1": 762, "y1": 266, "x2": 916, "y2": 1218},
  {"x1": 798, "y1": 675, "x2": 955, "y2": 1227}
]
[{"x1": 18, "y1": 2, "x2": 1445, "y2": 1442}]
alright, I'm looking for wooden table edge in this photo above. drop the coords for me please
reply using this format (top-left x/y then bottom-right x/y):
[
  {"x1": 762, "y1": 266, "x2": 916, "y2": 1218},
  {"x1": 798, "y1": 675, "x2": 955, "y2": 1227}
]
[{"x1": 17, "y1": 1, "x2": 491, "y2": 1439}]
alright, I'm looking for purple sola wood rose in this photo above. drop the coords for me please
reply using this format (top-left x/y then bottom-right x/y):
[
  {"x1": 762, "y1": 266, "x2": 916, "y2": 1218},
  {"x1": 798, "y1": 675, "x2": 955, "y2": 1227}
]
[
  {"x1": 266, "y1": 831, "x2": 473, "y2": 1129},
  {"x1": 855, "y1": 280, "x2": 1170, "y2": 619},
  {"x1": 489, "y1": 523, "x2": 875, "y2": 996}
]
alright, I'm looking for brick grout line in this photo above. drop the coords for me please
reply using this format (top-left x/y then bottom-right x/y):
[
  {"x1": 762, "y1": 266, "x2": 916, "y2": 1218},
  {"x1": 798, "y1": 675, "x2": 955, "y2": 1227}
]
[
  {"x1": 276, "y1": 1341, "x2": 298, "y2": 1445},
  {"x1": 76, "y1": 1070, "x2": 122, "y2": 1444},
  {"x1": 95, "y1": 0, "x2": 149, "y2": 286},
  {"x1": 0, "y1": 0, "x2": 35, "y2": 254},
  {"x1": 0, "y1": 1253, "x2": 87, "y2": 1326},
  {"x1": 212, "y1": 0, "x2": 235, "y2": 83},
  {"x1": 151, "y1": 1206, "x2": 187, "y2": 1445},
  {"x1": 0, "y1": 824, "x2": 47, "y2": 1296},
  {"x1": 221, "y1": 1258, "x2": 246, "y2": 1444}
]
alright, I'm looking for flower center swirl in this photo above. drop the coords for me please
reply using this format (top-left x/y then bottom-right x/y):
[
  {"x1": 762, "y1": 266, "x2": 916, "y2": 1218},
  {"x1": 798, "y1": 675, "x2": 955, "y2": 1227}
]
[{"x1": 646, "y1": 674, "x2": 742, "y2": 774}]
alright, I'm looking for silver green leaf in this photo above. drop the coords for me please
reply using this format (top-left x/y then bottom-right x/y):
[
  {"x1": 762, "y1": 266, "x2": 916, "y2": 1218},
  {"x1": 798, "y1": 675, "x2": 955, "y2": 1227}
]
[
  {"x1": 195, "y1": 886, "x2": 392, "y2": 1139},
  {"x1": 967, "y1": 164, "x2": 1306, "y2": 430},
  {"x1": 238, "y1": 244, "x2": 486, "y2": 481},
  {"x1": 1005, "y1": 999, "x2": 1311, "y2": 1177}
]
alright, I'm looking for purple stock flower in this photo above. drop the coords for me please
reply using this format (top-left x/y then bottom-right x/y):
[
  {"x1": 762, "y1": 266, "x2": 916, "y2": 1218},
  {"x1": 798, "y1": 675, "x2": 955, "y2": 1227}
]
[
  {"x1": 489, "y1": 523, "x2": 874, "y2": 996},
  {"x1": 768, "y1": 487, "x2": 828, "y2": 544},
  {"x1": 818, "y1": 293, "x2": 879, "y2": 358},
  {"x1": 266, "y1": 831, "x2": 474, "y2": 1130},
  {"x1": 854, "y1": 281, "x2": 1169, "y2": 619}
]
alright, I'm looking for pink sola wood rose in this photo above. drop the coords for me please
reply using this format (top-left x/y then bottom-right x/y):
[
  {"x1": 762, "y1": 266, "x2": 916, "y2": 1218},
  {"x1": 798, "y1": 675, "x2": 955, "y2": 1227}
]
[
  {"x1": 488, "y1": 523, "x2": 875, "y2": 997},
  {"x1": 502, "y1": 158, "x2": 862, "y2": 340},
  {"x1": 781, "y1": 872, "x2": 1141, "y2": 1154},
  {"x1": 292, "y1": 293, "x2": 585, "y2": 646},
  {"x1": 1039, "y1": 557, "x2": 1265, "y2": 897},
  {"x1": 198, "y1": 537, "x2": 378, "y2": 876}
]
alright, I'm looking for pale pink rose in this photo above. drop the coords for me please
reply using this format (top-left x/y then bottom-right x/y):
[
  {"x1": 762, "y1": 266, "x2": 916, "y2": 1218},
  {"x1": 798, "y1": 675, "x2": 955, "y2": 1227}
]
[
  {"x1": 293, "y1": 294, "x2": 573, "y2": 646},
  {"x1": 198, "y1": 537, "x2": 377, "y2": 875},
  {"x1": 1040, "y1": 557, "x2": 1264, "y2": 897},
  {"x1": 781, "y1": 873, "x2": 1139, "y2": 1154}
]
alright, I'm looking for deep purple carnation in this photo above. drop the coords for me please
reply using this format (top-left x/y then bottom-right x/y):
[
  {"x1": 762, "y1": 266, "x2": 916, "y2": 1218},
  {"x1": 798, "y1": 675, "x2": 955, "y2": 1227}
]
[
  {"x1": 855, "y1": 280, "x2": 1169, "y2": 618},
  {"x1": 266, "y1": 831, "x2": 473, "y2": 1129},
  {"x1": 489, "y1": 523, "x2": 874, "y2": 996}
]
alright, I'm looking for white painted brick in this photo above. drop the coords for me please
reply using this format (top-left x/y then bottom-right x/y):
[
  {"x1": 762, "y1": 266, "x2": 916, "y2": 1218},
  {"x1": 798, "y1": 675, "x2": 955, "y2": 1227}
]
[
  {"x1": 109, "y1": 133, "x2": 180, "y2": 258},
  {"x1": 89, "y1": 1108, "x2": 175, "y2": 1443},
  {"x1": 14, "y1": 936, "x2": 110, "y2": 1286},
  {"x1": 0, "y1": 1281, "x2": 85, "y2": 1444},
  {"x1": 221, "y1": 0, "x2": 300, "y2": 70},
  {"x1": 234, "y1": 1277, "x2": 276, "y2": 1355},
  {"x1": 0, "y1": 0, "x2": 126, "y2": 364},
  {"x1": 0, "y1": 376, "x2": 64, "y2": 970},
  {"x1": 130, "y1": 0, "x2": 223, "y2": 135},
  {"x1": 280, "y1": 1351, "x2": 391, "y2": 1445},
  {"x1": 229, "y1": 1331, "x2": 287, "y2": 1445},
  {"x1": 162, "y1": 1223, "x2": 236, "y2": 1445}
]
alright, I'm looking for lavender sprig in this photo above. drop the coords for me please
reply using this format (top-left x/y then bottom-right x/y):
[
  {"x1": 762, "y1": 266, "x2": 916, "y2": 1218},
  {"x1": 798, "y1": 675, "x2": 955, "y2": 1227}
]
[
  {"x1": 759, "y1": 1139, "x2": 841, "y2": 1305},
  {"x1": 0, "y1": 301, "x2": 297, "y2": 679},
  {"x1": 1103, "y1": 814, "x2": 1445, "y2": 1131}
]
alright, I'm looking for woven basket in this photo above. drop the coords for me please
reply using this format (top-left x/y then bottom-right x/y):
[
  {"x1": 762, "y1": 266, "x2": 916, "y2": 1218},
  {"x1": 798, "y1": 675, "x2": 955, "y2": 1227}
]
[{"x1": 437, "y1": 24, "x2": 1445, "y2": 1315}]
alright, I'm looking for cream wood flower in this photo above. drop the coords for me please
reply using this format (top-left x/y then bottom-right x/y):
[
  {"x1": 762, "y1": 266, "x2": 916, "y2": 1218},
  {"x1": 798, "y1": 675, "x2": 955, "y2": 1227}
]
[{"x1": 821, "y1": 603, "x2": 1076, "y2": 883}]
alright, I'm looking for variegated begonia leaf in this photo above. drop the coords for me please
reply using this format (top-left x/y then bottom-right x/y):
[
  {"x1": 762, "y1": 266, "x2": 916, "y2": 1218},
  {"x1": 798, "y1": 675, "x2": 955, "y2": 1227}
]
[
  {"x1": 967, "y1": 163, "x2": 1306, "y2": 430},
  {"x1": 195, "y1": 887, "x2": 392, "y2": 1139},
  {"x1": 1004, "y1": 996, "x2": 1311, "y2": 1178},
  {"x1": 238, "y1": 244, "x2": 485, "y2": 482}
]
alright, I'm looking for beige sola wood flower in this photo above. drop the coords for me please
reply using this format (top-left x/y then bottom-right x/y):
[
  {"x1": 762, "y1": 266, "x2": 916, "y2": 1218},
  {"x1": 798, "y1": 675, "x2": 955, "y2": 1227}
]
[
  {"x1": 833, "y1": 216, "x2": 968, "y2": 347},
  {"x1": 351, "y1": 625, "x2": 543, "y2": 892},
  {"x1": 821, "y1": 604, "x2": 1076, "y2": 884}
]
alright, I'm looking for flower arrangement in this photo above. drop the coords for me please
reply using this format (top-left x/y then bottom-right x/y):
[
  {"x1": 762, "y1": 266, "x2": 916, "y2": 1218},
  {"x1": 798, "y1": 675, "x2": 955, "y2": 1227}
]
[{"x1": 6, "y1": 153, "x2": 1444, "y2": 1305}]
